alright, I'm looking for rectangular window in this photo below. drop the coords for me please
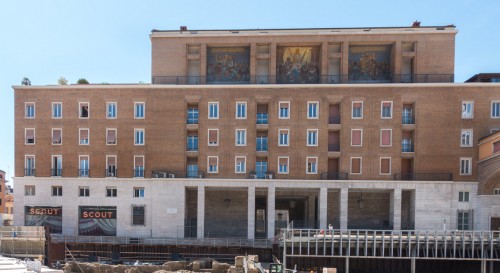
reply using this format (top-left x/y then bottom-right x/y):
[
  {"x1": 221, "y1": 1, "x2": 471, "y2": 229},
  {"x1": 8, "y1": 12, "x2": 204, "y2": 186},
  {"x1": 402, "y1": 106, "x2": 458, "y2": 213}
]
[
  {"x1": 187, "y1": 107, "x2": 199, "y2": 124},
  {"x1": 52, "y1": 155, "x2": 62, "y2": 176},
  {"x1": 52, "y1": 186, "x2": 62, "y2": 196},
  {"x1": 492, "y1": 101, "x2": 500, "y2": 118},
  {"x1": 106, "y1": 129, "x2": 117, "y2": 145},
  {"x1": 134, "y1": 156, "x2": 144, "y2": 177},
  {"x1": 380, "y1": 129, "x2": 392, "y2": 147},
  {"x1": 25, "y1": 185, "x2": 35, "y2": 196},
  {"x1": 208, "y1": 156, "x2": 218, "y2": 173},
  {"x1": 52, "y1": 102, "x2": 62, "y2": 118},
  {"x1": 25, "y1": 155, "x2": 35, "y2": 176},
  {"x1": 381, "y1": 101, "x2": 393, "y2": 119},
  {"x1": 350, "y1": 157, "x2": 362, "y2": 174},
  {"x1": 187, "y1": 135, "x2": 199, "y2": 151},
  {"x1": 461, "y1": 129, "x2": 473, "y2": 147},
  {"x1": 460, "y1": 158, "x2": 472, "y2": 175},
  {"x1": 307, "y1": 129, "x2": 318, "y2": 146},
  {"x1": 459, "y1": 191, "x2": 470, "y2": 202},
  {"x1": 306, "y1": 157, "x2": 318, "y2": 174},
  {"x1": 52, "y1": 128, "x2": 62, "y2": 145},
  {"x1": 79, "y1": 155, "x2": 89, "y2": 177},
  {"x1": 352, "y1": 101, "x2": 363, "y2": 119},
  {"x1": 235, "y1": 129, "x2": 246, "y2": 146},
  {"x1": 79, "y1": 128, "x2": 89, "y2": 145},
  {"x1": 208, "y1": 102, "x2": 219, "y2": 119},
  {"x1": 256, "y1": 136, "x2": 268, "y2": 151},
  {"x1": 235, "y1": 156, "x2": 246, "y2": 173},
  {"x1": 106, "y1": 187, "x2": 117, "y2": 197},
  {"x1": 380, "y1": 157, "x2": 391, "y2": 175},
  {"x1": 462, "y1": 101, "x2": 473, "y2": 119},
  {"x1": 308, "y1": 102, "x2": 319, "y2": 119},
  {"x1": 25, "y1": 128, "x2": 35, "y2": 144},
  {"x1": 351, "y1": 129, "x2": 362, "y2": 146},
  {"x1": 79, "y1": 102, "x2": 89, "y2": 118},
  {"x1": 134, "y1": 102, "x2": 145, "y2": 119},
  {"x1": 106, "y1": 156, "x2": 117, "y2": 177},
  {"x1": 79, "y1": 186, "x2": 90, "y2": 197},
  {"x1": 494, "y1": 188, "x2": 500, "y2": 195},
  {"x1": 208, "y1": 129, "x2": 219, "y2": 146},
  {"x1": 133, "y1": 187, "x2": 145, "y2": 198},
  {"x1": 107, "y1": 102, "x2": 117, "y2": 118},
  {"x1": 134, "y1": 129, "x2": 145, "y2": 145},
  {"x1": 187, "y1": 164, "x2": 198, "y2": 178},
  {"x1": 236, "y1": 102, "x2": 247, "y2": 119},
  {"x1": 279, "y1": 129, "x2": 289, "y2": 146},
  {"x1": 457, "y1": 210, "x2": 471, "y2": 230},
  {"x1": 278, "y1": 157, "x2": 289, "y2": 174},
  {"x1": 25, "y1": 102, "x2": 35, "y2": 118},
  {"x1": 132, "y1": 205, "x2": 145, "y2": 225},
  {"x1": 279, "y1": 101, "x2": 290, "y2": 119},
  {"x1": 494, "y1": 141, "x2": 500, "y2": 153}
]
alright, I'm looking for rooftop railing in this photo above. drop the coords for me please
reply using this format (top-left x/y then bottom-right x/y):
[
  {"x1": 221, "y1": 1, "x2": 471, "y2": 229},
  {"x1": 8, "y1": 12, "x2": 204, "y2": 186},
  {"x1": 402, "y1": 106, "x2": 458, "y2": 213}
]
[{"x1": 394, "y1": 173, "x2": 453, "y2": 181}]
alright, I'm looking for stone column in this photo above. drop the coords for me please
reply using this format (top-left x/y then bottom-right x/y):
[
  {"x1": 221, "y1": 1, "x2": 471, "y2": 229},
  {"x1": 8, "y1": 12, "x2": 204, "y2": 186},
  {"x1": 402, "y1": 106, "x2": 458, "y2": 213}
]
[
  {"x1": 321, "y1": 41, "x2": 328, "y2": 83},
  {"x1": 307, "y1": 194, "x2": 315, "y2": 228},
  {"x1": 391, "y1": 188, "x2": 402, "y2": 230},
  {"x1": 197, "y1": 186, "x2": 205, "y2": 239},
  {"x1": 248, "y1": 186, "x2": 256, "y2": 239},
  {"x1": 267, "y1": 186, "x2": 276, "y2": 239},
  {"x1": 340, "y1": 187, "x2": 348, "y2": 229},
  {"x1": 270, "y1": 43, "x2": 277, "y2": 84},
  {"x1": 250, "y1": 43, "x2": 256, "y2": 83},
  {"x1": 341, "y1": 42, "x2": 349, "y2": 82},
  {"x1": 319, "y1": 188, "x2": 328, "y2": 229}
]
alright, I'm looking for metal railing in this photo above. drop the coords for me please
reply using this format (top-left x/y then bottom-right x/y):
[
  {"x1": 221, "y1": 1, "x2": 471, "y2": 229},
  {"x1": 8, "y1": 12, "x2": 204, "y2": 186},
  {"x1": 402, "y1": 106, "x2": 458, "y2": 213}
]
[
  {"x1": 51, "y1": 168, "x2": 62, "y2": 177},
  {"x1": 402, "y1": 114, "x2": 415, "y2": 124},
  {"x1": 402, "y1": 140, "x2": 414, "y2": 152},
  {"x1": 106, "y1": 169, "x2": 117, "y2": 177},
  {"x1": 134, "y1": 168, "x2": 144, "y2": 178},
  {"x1": 320, "y1": 172, "x2": 349, "y2": 180},
  {"x1": 78, "y1": 169, "x2": 89, "y2": 177},
  {"x1": 24, "y1": 168, "x2": 36, "y2": 176},
  {"x1": 257, "y1": 113, "x2": 269, "y2": 124},
  {"x1": 151, "y1": 170, "x2": 205, "y2": 179},
  {"x1": 394, "y1": 173, "x2": 453, "y2": 181}
]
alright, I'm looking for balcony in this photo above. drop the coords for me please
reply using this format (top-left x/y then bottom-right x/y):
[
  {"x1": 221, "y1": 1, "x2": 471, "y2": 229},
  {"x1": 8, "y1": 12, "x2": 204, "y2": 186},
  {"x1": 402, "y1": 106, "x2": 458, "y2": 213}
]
[
  {"x1": 106, "y1": 169, "x2": 117, "y2": 177},
  {"x1": 320, "y1": 172, "x2": 349, "y2": 180},
  {"x1": 24, "y1": 168, "x2": 36, "y2": 176},
  {"x1": 402, "y1": 139, "x2": 414, "y2": 152},
  {"x1": 256, "y1": 138, "x2": 268, "y2": 152},
  {"x1": 394, "y1": 173, "x2": 453, "y2": 181},
  {"x1": 256, "y1": 113, "x2": 268, "y2": 125},
  {"x1": 152, "y1": 74, "x2": 454, "y2": 85},
  {"x1": 151, "y1": 170, "x2": 205, "y2": 178},
  {"x1": 402, "y1": 113, "x2": 414, "y2": 125},
  {"x1": 79, "y1": 169, "x2": 90, "y2": 177},
  {"x1": 51, "y1": 169, "x2": 62, "y2": 177}
]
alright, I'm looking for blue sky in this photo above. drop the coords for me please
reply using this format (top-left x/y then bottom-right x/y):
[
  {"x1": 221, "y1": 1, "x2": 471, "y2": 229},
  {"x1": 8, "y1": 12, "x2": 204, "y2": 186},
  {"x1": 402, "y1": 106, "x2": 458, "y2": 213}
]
[{"x1": 1, "y1": 0, "x2": 499, "y2": 181}]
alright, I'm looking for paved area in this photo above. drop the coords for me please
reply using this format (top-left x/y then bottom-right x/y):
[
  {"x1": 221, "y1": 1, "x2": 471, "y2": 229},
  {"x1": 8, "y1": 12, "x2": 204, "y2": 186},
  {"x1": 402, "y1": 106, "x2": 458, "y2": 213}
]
[{"x1": 0, "y1": 255, "x2": 62, "y2": 273}]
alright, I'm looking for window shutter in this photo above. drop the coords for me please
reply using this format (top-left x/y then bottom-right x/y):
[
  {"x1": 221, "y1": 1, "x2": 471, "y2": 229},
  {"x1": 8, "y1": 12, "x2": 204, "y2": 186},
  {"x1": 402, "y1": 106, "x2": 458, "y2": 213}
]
[
  {"x1": 209, "y1": 157, "x2": 217, "y2": 165},
  {"x1": 381, "y1": 158, "x2": 390, "y2": 174},
  {"x1": 382, "y1": 130, "x2": 391, "y2": 145},
  {"x1": 80, "y1": 129, "x2": 88, "y2": 140},
  {"x1": 209, "y1": 130, "x2": 218, "y2": 143},
  {"x1": 307, "y1": 157, "x2": 316, "y2": 164},
  {"x1": 353, "y1": 102, "x2": 362, "y2": 108},
  {"x1": 26, "y1": 129, "x2": 34, "y2": 140},
  {"x1": 352, "y1": 158, "x2": 361, "y2": 173},
  {"x1": 352, "y1": 130, "x2": 362, "y2": 145},
  {"x1": 382, "y1": 102, "x2": 391, "y2": 107},
  {"x1": 108, "y1": 156, "x2": 116, "y2": 166},
  {"x1": 279, "y1": 157, "x2": 287, "y2": 165},
  {"x1": 53, "y1": 130, "x2": 61, "y2": 143},
  {"x1": 494, "y1": 141, "x2": 500, "y2": 153},
  {"x1": 107, "y1": 130, "x2": 116, "y2": 143},
  {"x1": 236, "y1": 157, "x2": 245, "y2": 163},
  {"x1": 135, "y1": 157, "x2": 144, "y2": 167}
]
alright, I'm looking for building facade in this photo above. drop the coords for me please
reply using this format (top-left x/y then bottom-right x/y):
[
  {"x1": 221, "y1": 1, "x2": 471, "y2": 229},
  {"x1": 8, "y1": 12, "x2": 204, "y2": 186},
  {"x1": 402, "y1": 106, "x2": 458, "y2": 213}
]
[{"x1": 13, "y1": 25, "x2": 500, "y2": 239}]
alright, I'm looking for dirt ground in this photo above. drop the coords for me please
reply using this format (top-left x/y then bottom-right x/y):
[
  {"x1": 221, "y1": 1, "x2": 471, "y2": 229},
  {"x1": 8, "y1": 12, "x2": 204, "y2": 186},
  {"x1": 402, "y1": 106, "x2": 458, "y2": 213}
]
[{"x1": 64, "y1": 260, "x2": 232, "y2": 273}]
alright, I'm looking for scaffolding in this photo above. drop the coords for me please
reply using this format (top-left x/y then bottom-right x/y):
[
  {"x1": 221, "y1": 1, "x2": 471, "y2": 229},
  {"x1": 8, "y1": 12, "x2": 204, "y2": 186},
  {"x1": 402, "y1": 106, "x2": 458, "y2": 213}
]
[{"x1": 0, "y1": 226, "x2": 46, "y2": 258}]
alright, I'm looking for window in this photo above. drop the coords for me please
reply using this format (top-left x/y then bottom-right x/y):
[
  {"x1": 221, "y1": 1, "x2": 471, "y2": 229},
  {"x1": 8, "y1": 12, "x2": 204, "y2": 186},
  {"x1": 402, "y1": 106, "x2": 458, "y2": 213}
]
[
  {"x1": 187, "y1": 107, "x2": 199, "y2": 124},
  {"x1": 52, "y1": 102, "x2": 62, "y2": 118},
  {"x1": 106, "y1": 187, "x2": 117, "y2": 197},
  {"x1": 494, "y1": 141, "x2": 500, "y2": 153},
  {"x1": 187, "y1": 164, "x2": 198, "y2": 178},
  {"x1": 106, "y1": 129, "x2": 117, "y2": 145},
  {"x1": 106, "y1": 156, "x2": 117, "y2": 177},
  {"x1": 52, "y1": 186, "x2": 62, "y2": 196},
  {"x1": 459, "y1": 191, "x2": 470, "y2": 202},
  {"x1": 79, "y1": 186, "x2": 90, "y2": 197},
  {"x1": 278, "y1": 157, "x2": 289, "y2": 174},
  {"x1": 25, "y1": 102, "x2": 35, "y2": 118},
  {"x1": 134, "y1": 156, "x2": 144, "y2": 178},
  {"x1": 25, "y1": 155, "x2": 35, "y2": 176},
  {"x1": 79, "y1": 102, "x2": 89, "y2": 118},
  {"x1": 460, "y1": 129, "x2": 473, "y2": 147},
  {"x1": 457, "y1": 210, "x2": 472, "y2": 230},
  {"x1": 133, "y1": 187, "x2": 145, "y2": 198},
  {"x1": 306, "y1": 157, "x2": 318, "y2": 174},
  {"x1": 256, "y1": 136, "x2": 268, "y2": 151},
  {"x1": 52, "y1": 155, "x2": 62, "y2": 176},
  {"x1": 351, "y1": 129, "x2": 362, "y2": 146},
  {"x1": 460, "y1": 158, "x2": 472, "y2": 175},
  {"x1": 25, "y1": 185, "x2": 35, "y2": 196},
  {"x1": 255, "y1": 160, "x2": 267, "y2": 178},
  {"x1": 236, "y1": 102, "x2": 247, "y2": 119},
  {"x1": 350, "y1": 157, "x2": 362, "y2": 174},
  {"x1": 492, "y1": 101, "x2": 500, "y2": 118},
  {"x1": 187, "y1": 135, "x2": 198, "y2": 151},
  {"x1": 208, "y1": 102, "x2": 219, "y2": 119},
  {"x1": 208, "y1": 129, "x2": 219, "y2": 146},
  {"x1": 307, "y1": 129, "x2": 318, "y2": 146},
  {"x1": 79, "y1": 155, "x2": 89, "y2": 177},
  {"x1": 208, "y1": 156, "x2": 218, "y2": 173},
  {"x1": 25, "y1": 128, "x2": 35, "y2": 144},
  {"x1": 134, "y1": 129, "x2": 145, "y2": 145},
  {"x1": 279, "y1": 129, "x2": 289, "y2": 146},
  {"x1": 132, "y1": 205, "x2": 145, "y2": 225},
  {"x1": 380, "y1": 157, "x2": 391, "y2": 175},
  {"x1": 235, "y1": 156, "x2": 246, "y2": 173},
  {"x1": 235, "y1": 129, "x2": 246, "y2": 146},
  {"x1": 107, "y1": 102, "x2": 117, "y2": 118},
  {"x1": 79, "y1": 128, "x2": 89, "y2": 145},
  {"x1": 134, "y1": 102, "x2": 145, "y2": 119},
  {"x1": 308, "y1": 102, "x2": 319, "y2": 119},
  {"x1": 52, "y1": 129, "x2": 62, "y2": 145},
  {"x1": 461, "y1": 101, "x2": 473, "y2": 119},
  {"x1": 381, "y1": 101, "x2": 393, "y2": 119},
  {"x1": 380, "y1": 129, "x2": 392, "y2": 147},
  {"x1": 279, "y1": 101, "x2": 290, "y2": 119},
  {"x1": 352, "y1": 101, "x2": 363, "y2": 119},
  {"x1": 494, "y1": 188, "x2": 500, "y2": 195}
]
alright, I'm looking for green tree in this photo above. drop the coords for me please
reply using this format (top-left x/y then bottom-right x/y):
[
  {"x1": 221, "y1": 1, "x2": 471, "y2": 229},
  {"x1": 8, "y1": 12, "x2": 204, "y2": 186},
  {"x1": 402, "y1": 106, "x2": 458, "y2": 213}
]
[
  {"x1": 58, "y1": 77, "x2": 68, "y2": 85},
  {"x1": 76, "y1": 78, "x2": 89, "y2": 84}
]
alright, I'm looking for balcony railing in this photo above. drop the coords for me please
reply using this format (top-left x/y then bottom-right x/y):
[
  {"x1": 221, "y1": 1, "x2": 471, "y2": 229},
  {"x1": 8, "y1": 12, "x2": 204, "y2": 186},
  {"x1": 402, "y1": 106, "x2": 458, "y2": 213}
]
[
  {"x1": 51, "y1": 169, "x2": 62, "y2": 177},
  {"x1": 394, "y1": 173, "x2": 453, "y2": 181},
  {"x1": 402, "y1": 140, "x2": 414, "y2": 152},
  {"x1": 134, "y1": 168, "x2": 144, "y2": 178},
  {"x1": 256, "y1": 113, "x2": 268, "y2": 124},
  {"x1": 256, "y1": 141, "x2": 268, "y2": 152},
  {"x1": 187, "y1": 117, "x2": 198, "y2": 124},
  {"x1": 24, "y1": 168, "x2": 36, "y2": 176},
  {"x1": 402, "y1": 114, "x2": 415, "y2": 124},
  {"x1": 328, "y1": 143, "x2": 340, "y2": 152},
  {"x1": 321, "y1": 172, "x2": 349, "y2": 180},
  {"x1": 106, "y1": 169, "x2": 117, "y2": 177},
  {"x1": 152, "y1": 74, "x2": 454, "y2": 85},
  {"x1": 151, "y1": 170, "x2": 205, "y2": 178},
  {"x1": 79, "y1": 169, "x2": 89, "y2": 177},
  {"x1": 329, "y1": 116, "x2": 341, "y2": 124}
]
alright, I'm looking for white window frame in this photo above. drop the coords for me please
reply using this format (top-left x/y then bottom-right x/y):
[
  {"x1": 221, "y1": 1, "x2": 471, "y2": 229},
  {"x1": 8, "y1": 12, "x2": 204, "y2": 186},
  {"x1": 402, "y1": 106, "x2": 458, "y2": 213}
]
[
  {"x1": 134, "y1": 155, "x2": 145, "y2": 178},
  {"x1": 52, "y1": 102, "x2": 62, "y2": 119},
  {"x1": 494, "y1": 188, "x2": 500, "y2": 195},
  {"x1": 307, "y1": 101, "x2": 319, "y2": 119},
  {"x1": 25, "y1": 128, "x2": 35, "y2": 145},
  {"x1": 278, "y1": 129, "x2": 290, "y2": 146},
  {"x1": 235, "y1": 129, "x2": 246, "y2": 146},
  {"x1": 461, "y1": 101, "x2": 474, "y2": 119},
  {"x1": 350, "y1": 157, "x2": 362, "y2": 175},
  {"x1": 380, "y1": 129, "x2": 392, "y2": 147},
  {"x1": 491, "y1": 101, "x2": 500, "y2": 118},
  {"x1": 25, "y1": 155, "x2": 35, "y2": 174},
  {"x1": 107, "y1": 102, "x2": 117, "y2": 119},
  {"x1": 208, "y1": 129, "x2": 219, "y2": 146},
  {"x1": 278, "y1": 156, "x2": 289, "y2": 174},
  {"x1": 106, "y1": 128, "x2": 117, "y2": 145},
  {"x1": 381, "y1": 101, "x2": 393, "y2": 119},
  {"x1": 351, "y1": 101, "x2": 363, "y2": 119},
  {"x1": 306, "y1": 156, "x2": 318, "y2": 174},
  {"x1": 79, "y1": 155, "x2": 90, "y2": 177},
  {"x1": 208, "y1": 102, "x2": 219, "y2": 119},
  {"x1": 351, "y1": 129, "x2": 363, "y2": 147},
  {"x1": 25, "y1": 185, "x2": 35, "y2": 196},
  {"x1": 307, "y1": 129, "x2": 318, "y2": 146},
  {"x1": 79, "y1": 128, "x2": 89, "y2": 145},
  {"x1": 134, "y1": 129, "x2": 145, "y2": 145},
  {"x1": 134, "y1": 102, "x2": 145, "y2": 119},
  {"x1": 207, "y1": 156, "x2": 219, "y2": 174},
  {"x1": 52, "y1": 128, "x2": 62, "y2": 145},
  {"x1": 379, "y1": 157, "x2": 392, "y2": 175},
  {"x1": 106, "y1": 186, "x2": 117, "y2": 197},
  {"x1": 133, "y1": 187, "x2": 145, "y2": 198},
  {"x1": 51, "y1": 186, "x2": 63, "y2": 197},
  {"x1": 236, "y1": 102, "x2": 247, "y2": 119},
  {"x1": 78, "y1": 186, "x2": 90, "y2": 197},
  {"x1": 235, "y1": 156, "x2": 246, "y2": 173},
  {"x1": 106, "y1": 155, "x2": 117, "y2": 177},
  {"x1": 25, "y1": 102, "x2": 35, "y2": 118},
  {"x1": 458, "y1": 191, "x2": 470, "y2": 202},
  {"x1": 460, "y1": 129, "x2": 473, "y2": 147},
  {"x1": 460, "y1": 157, "x2": 472, "y2": 175},
  {"x1": 79, "y1": 102, "x2": 89, "y2": 119},
  {"x1": 51, "y1": 155, "x2": 62, "y2": 176},
  {"x1": 279, "y1": 101, "x2": 290, "y2": 119}
]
